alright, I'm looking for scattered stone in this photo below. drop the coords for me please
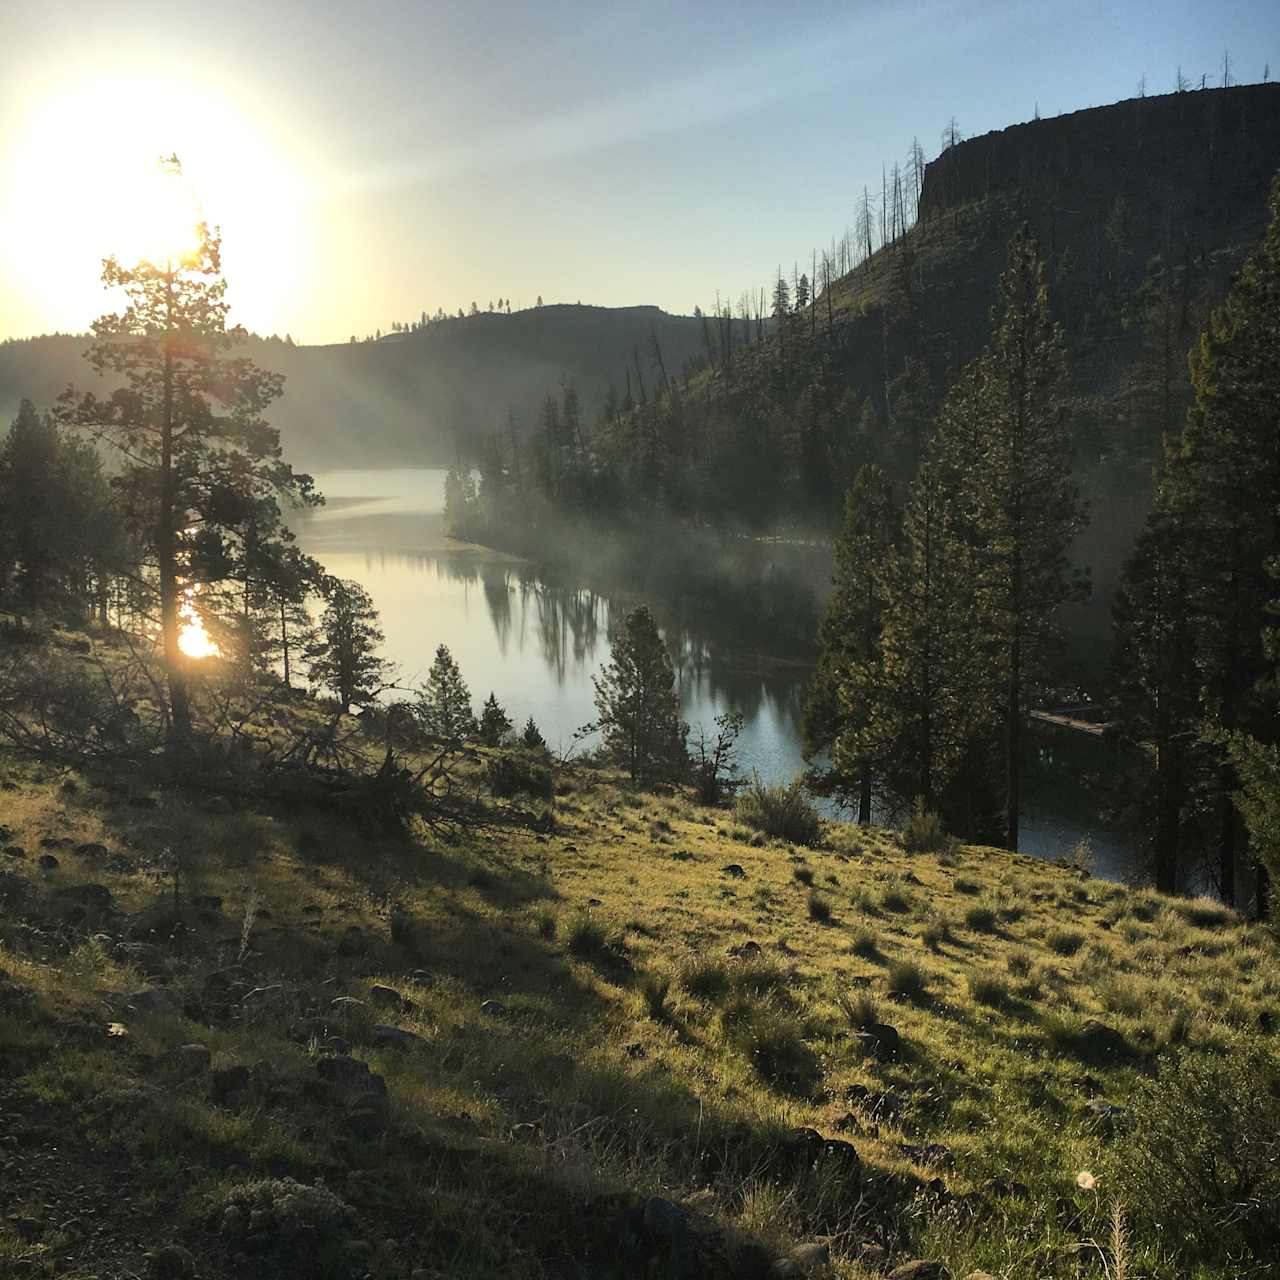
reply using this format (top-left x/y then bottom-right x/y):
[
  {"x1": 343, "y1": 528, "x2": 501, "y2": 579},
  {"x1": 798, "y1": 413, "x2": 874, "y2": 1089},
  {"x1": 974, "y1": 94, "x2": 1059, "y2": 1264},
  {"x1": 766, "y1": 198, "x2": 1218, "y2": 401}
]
[
  {"x1": 38, "y1": 836, "x2": 67, "y2": 849},
  {"x1": 337, "y1": 926, "x2": 367, "y2": 956},
  {"x1": 3, "y1": 845, "x2": 25, "y2": 858},
  {"x1": 722, "y1": 863, "x2": 747, "y2": 878},
  {"x1": 56, "y1": 882, "x2": 114, "y2": 910},
  {"x1": 963, "y1": 1273, "x2": 997, "y2": 1280},
  {"x1": 834, "y1": 1110, "x2": 877, "y2": 1138},
  {"x1": 37, "y1": 853, "x2": 59, "y2": 872},
  {"x1": 330, "y1": 996, "x2": 367, "y2": 1015},
  {"x1": 164, "y1": 1043, "x2": 212, "y2": 1077},
  {"x1": 368, "y1": 983, "x2": 408, "y2": 1010},
  {"x1": 211, "y1": 1065, "x2": 252, "y2": 1106},
  {"x1": 623, "y1": 1041, "x2": 647, "y2": 1060},
  {"x1": 1077, "y1": 1020, "x2": 1134, "y2": 1061},
  {"x1": 773, "y1": 1241, "x2": 830, "y2": 1275},
  {"x1": 74, "y1": 842, "x2": 109, "y2": 860},
  {"x1": 240, "y1": 984, "x2": 288, "y2": 1012},
  {"x1": 127, "y1": 988, "x2": 183, "y2": 1018},
  {"x1": 321, "y1": 1035, "x2": 350, "y2": 1055},
  {"x1": 0, "y1": 871, "x2": 31, "y2": 906},
  {"x1": 106, "y1": 1022, "x2": 129, "y2": 1039},
  {"x1": 480, "y1": 998, "x2": 507, "y2": 1017},
  {"x1": 371, "y1": 1023, "x2": 424, "y2": 1050},
  {"x1": 642, "y1": 1196, "x2": 688, "y2": 1240},
  {"x1": 409, "y1": 969, "x2": 432, "y2": 986},
  {"x1": 510, "y1": 1121, "x2": 540, "y2": 1141},
  {"x1": 317, "y1": 1055, "x2": 387, "y2": 1095},
  {"x1": 146, "y1": 1242, "x2": 196, "y2": 1278},
  {"x1": 860, "y1": 1243, "x2": 887, "y2": 1265},
  {"x1": 898, "y1": 1142, "x2": 954, "y2": 1170},
  {"x1": 887, "y1": 1262, "x2": 950, "y2": 1280},
  {"x1": 10, "y1": 1217, "x2": 42, "y2": 1242}
]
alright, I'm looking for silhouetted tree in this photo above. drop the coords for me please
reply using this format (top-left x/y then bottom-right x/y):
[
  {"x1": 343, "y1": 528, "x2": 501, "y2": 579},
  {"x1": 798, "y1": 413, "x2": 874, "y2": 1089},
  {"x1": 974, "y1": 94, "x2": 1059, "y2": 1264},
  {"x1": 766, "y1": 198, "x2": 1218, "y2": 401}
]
[{"x1": 305, "y1": 578, "x2": 390, "y2": 712}]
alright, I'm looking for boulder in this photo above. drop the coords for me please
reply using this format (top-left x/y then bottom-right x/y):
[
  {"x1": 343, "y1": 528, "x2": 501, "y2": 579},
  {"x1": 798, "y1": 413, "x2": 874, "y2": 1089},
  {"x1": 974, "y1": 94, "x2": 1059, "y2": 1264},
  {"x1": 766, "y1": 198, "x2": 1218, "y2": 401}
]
[
  {"x1": 146, "y1": 1243, "x2": 195, "y2": 1278},
  {"x1": 371, "y1": 1023, "x2": 424, "y2": 1050},
  {"x1": 164, "y1": 1043, "x2": 211, "y2": 1077},
  {"x1": 480, "y1": 999, "x2": 507, "y2": 1017},
  {"x1": 773, "y1": 1241, "x2": 831, "y2": 1275},
  {"x1": 887, "y1": 1263, "x2": 951, "y2": 1280}
]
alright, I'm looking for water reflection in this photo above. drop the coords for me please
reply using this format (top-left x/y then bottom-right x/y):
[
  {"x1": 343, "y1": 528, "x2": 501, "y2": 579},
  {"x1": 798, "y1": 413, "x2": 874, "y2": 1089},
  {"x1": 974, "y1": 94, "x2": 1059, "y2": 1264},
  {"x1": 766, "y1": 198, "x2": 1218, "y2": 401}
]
[{"x1": 296, "y1": 469, "x2": 1137, "y2": 878}]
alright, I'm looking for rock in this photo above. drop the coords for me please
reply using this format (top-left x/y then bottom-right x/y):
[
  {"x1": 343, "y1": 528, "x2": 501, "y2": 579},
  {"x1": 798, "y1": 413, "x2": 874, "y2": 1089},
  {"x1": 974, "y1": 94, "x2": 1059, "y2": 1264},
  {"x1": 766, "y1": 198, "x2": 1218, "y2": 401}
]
[
  {"x1": 773, "y1": 1241, "x2": 831, "y2": 1274},
  {"x1": 211, "y1": 1065, "x2": 252, "y2": 1106},
  {"x1": 409, "y1": 969, "x2": 432, "y2": 986},
  {"x1": 329, "y1": 996, "x2": 367, "y2": 1016},
  {"x1": 37, "y1": 853, "x2": 59, "y2": 872},
  {"x1": 75, "y1": 842, "x2": 109, "y2": 860},
  {"x1": 722, "y1": 863, "x2": 747, "y2": 878},
  {"x1": 642, "y1": 1196, "x2": 688, "y2": 1240},
  {"x1": 371, "y1": 1023, "x2": 424, "y2": 1050},
  {"x1": 860, "y1": 1243, "x2": 887, "y2": 1265},
  {"x1": 480, "y1": 998, "x2": 507, "y2": 1017},
  {"x1": 1077, "y1": 1020, "x2": 1134, "y2": 1061},
  {"x1": 316, "y1": 1054, "x2": 386, "y2": 1094},
  {"x1": 1084, "y1": 1097, "x2": 1128, "y2": 1138},
  {"x1": 146, "y1": 1243, "x2": 196, "y2": 1278},
  {"x1": 624, "y1": 1041, "x2": 647, "y2": 1060},
  {"x1": 834, "y1": 1110, "x2": 877, "y2": 1137},
  {"x1": 887, "y1": 1263, "x2": 951, "y2": 1280},
  {"x1": 860, "y1": 1022, "x2": 903, "y2": 1060},
  {"x1": 817, "y1": 1138, "x2": 862, "y2": 1178},
  {"x1": 56, "y1": 882, "x2": 114, "y2": 910},
  {"x1": 368, "y1": 983, "x2": 408, "y2": 1010},
  {"x1": 321, "y1": 1035, "x2": 350, "y2": 1055},
  {"x1": 510, "y1": 1121, "x2": 540, "y2": 1141},
  {"x1": 898, "y1": 1142, "x2": 954, "y2": 1170},
  {"x1": 337, "y1": 925, "x2": 366, "y2": 956},
  {"x1": 2, "y1": 845, "x2": 23, "y2": 858},
  {"x1": 963, "y1": 1273, "x2": 997, "y2": 1280},
  {"x1": 0, "y1": 871, "x2": 31, "y2": 906},
  {"x1": 128, "y1": 988, "x2": 183, "y2": 1018},
  {"x1": 164, "y1": 1043, "x2": 211, "y2": 1076},
  {"x1": 346, "y1": 1093, "x2": 391, "y2": 1138}
]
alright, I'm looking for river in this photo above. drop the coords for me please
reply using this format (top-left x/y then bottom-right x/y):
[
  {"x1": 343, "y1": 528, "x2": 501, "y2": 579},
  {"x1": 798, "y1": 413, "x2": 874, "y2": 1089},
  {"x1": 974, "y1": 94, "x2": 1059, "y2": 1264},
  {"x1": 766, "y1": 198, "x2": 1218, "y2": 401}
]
[{"x1": 295, "y1": 468, "x2": 1142, "y2": 881}]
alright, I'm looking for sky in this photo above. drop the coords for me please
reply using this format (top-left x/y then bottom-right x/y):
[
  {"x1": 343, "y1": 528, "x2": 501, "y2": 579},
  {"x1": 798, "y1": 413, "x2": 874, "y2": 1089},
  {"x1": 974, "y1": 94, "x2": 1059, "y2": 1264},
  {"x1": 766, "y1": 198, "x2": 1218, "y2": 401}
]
[{"x1": 0, "y1": 0, "x2": 1275, "y2": 344}]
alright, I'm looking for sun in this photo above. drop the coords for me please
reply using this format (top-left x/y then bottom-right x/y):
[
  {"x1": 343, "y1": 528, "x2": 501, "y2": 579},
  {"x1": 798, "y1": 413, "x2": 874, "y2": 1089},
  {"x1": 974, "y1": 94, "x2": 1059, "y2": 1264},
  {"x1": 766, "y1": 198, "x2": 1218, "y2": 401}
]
[
  {"x1": 0, "y1": 71, "x2": 316, "y2": 335},
  {"x1": 177, "y1": 588, "x2": 221, "y2": 661}
]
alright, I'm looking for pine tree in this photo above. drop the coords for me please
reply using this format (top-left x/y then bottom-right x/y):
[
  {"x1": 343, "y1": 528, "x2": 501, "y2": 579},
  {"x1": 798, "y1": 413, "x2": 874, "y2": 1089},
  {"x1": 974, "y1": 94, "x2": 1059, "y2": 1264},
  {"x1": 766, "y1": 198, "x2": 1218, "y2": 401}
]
[
  {"x1": 966, "y1": 229, "x2": 1087, "y2": 850},
  {"x1": 417, "y1": 644, "x2": 475, "y2": 741},
  {"x1": 592, "y1": 605, "x2": 687, "y2": 784},
  {"x1": 57, "y1": 158, "x2": 317, "y2": 741},
  {"x1": 478, "y1": 692, "x2": 513, "y2": 746},
  {"x1": 305, "y1": 578, "x2": 390, "y2": 712},
  {"x1": 804, "y1": 465, "x2": 898, "y2": 822},
  {"x1": 520, "y1": 716, "x2": 546, "y2": 751}
]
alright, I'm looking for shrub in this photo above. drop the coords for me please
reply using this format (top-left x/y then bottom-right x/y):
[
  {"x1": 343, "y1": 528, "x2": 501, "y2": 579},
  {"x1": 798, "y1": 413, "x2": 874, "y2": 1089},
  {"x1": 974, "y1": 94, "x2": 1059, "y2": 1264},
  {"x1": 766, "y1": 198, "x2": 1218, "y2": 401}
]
[
  {"x1": 565, "y1": 911, "x2": 607, "y2": 958},
  {"x1": 920, "y1": 915, "x2": 952, "y2": 949},
  {"x1": 886, "y1": 959, "x2": 930, "y2": 1003},
  {"x1": 807, "y1": 891, "x2": 832, "y2": 923},
  {"x1": 968, "y1": 971, "x2": 1011, "y2": 1008},
  {"x1": 1174, "y1": 895, "x2": 1235, "y2": 930},
  {"x1": 963, "y1": 901, "x2": 999, "y2": 933},
  {"x1": 879, "y1": 879, "x2": 912, "y2": 913},
  {"x1": 217, "y1": 1178, "x2": 357, "y2": 1277},
  {"x1": 793, "y1": 865, "x2": 814, "y2": 886},
  {"x1": 902, "y1": 799, "x2": 956, "y2": 854},
  {"x1": 641, "y1": 972, "x2": 671, "y2": 1020},
  {"x1": 532, "y1": 906, "x2": 557, "y2": 939},
  {"x1": 734, "y1": 774, "x2": 821, "y2": 847},
  {"x1": 486, "y1": 749, "x2": 553, "y2": 800},
  {"x1": 1112, "y1": 1038, "x2": 1280, "y2": 1265},
  {"x1": 849, "y1": 927, "x2": 880, "y2": 960},
  {"x1": 722, "y1": 998, "x2": 819, "y2": 1095},
  {"x1": 1047, "y1": 928, "x2": 1086, "y2": 956},
  {"x1": 1006, "y1": 949, "x2": 1034, "y2": 977},
  {"x1": 838, "y1": 989, "x2": 880, "y2": 1029},
  {"x1": 953, "y1": 876, "x2": 981, "y2": 895},
  {"x1": 680, "y1": 957, "x2": 731, "y2": 1002}
]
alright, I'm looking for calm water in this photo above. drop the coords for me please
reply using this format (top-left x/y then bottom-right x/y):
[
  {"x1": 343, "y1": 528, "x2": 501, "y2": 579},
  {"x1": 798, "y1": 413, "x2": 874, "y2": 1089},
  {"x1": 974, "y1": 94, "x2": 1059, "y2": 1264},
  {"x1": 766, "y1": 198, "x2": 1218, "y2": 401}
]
[{"x1": 296, "y1": 469, "x2": 1141, "y2": 880}]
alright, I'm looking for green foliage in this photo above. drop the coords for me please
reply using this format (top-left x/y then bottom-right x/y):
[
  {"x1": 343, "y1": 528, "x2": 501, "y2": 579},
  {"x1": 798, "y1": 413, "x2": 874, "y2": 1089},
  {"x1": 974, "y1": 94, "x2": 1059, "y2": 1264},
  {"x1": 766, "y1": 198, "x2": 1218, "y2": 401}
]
[
  {"x1": 1112, "y1": 1038, "x2": 1280, "y2": 1265},
  {"x1": 477, "y1": 692, "x2": 513, "y2": 746},
  {"x1": 886, "y1": 959, "x2": 930, "y2": 1002},
  {"x1": 640, "y1": 971, "x2": 671, "y2": 1020},
  {"x1": 678, "y1": 956, "x2": 730, "y2": 1002},
  {"x1": 806, "y1": 890, "x2": 832, "y2": 922},
  {"x1": 734, "y1": 774, "x2": 821, "y2": 846},
  {"x1": 485, "y1": 749, "x2": 553, "y2": 801},
  {"x1": 304, "y1": 578, "x2": 390, "y2": 712},
  {"x1": 721, "y1": 997, "x2": 818, "y2": 1096},
  {"x1": 565, "y1": 910, "x2": 608, "y2": 958},
  {"x1": 520, "y1": 716, "x2": 547, "y2": 751},
  {"x1": 590, "y1": 605, "x2": 687, "y2": 785},
  {"x1": 691, "y1": 710, "x2": 744, "y2": 804},
  {"x1": 902, "y1": 799, "x2": 956, "y2": 853},
  {"x1": 968, "y1": 970, "x2": 1011, "y2": 1007},
  {"x1": 1046, "y1": 927, "x2": 1086, "y2": 956},
  {"x1": 416, "y1": 643, "x2": 475, "y2": 741},
  {"x1": 963, "y1": 902, "x2": 999, "y2": 933}
]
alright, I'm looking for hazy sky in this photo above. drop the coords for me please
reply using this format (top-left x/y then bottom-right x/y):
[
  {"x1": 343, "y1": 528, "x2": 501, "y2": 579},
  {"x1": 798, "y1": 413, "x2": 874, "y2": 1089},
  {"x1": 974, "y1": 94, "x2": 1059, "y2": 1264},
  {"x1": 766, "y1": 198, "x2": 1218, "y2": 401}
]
[{"x1": 1, "y1": 0, "x2": 1275, "y2": 343}]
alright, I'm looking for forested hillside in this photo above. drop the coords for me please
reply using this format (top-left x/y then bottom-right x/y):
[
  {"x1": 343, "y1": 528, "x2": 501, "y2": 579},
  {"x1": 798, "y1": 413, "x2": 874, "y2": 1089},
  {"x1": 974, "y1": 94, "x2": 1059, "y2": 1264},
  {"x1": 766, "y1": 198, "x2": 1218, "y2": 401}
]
[
  {"x1": 500, "y1": 84, "x2": 1280, "y2": 652},
  {"x1": 0, "y1": 304, "x2": 728, "y2": 468}
]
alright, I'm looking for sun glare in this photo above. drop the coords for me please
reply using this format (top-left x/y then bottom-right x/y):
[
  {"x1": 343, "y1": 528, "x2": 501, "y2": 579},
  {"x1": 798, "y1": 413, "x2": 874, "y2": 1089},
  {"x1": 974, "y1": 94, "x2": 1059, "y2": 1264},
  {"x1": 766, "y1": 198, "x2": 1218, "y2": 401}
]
[
  {"x1": 177, "y1": 588, "x2": 220, "y2": 660},
  {"x1": 0, "y1": 71, "x2": 316, "y2": 335}
]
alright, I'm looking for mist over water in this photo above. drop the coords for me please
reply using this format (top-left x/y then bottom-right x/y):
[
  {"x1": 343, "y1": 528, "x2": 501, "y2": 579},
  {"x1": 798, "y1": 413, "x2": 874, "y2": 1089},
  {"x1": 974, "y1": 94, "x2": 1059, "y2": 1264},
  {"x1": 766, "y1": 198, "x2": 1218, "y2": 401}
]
[{"x1": 297, "y1": 468, "x2": 1142, "y2": 882}]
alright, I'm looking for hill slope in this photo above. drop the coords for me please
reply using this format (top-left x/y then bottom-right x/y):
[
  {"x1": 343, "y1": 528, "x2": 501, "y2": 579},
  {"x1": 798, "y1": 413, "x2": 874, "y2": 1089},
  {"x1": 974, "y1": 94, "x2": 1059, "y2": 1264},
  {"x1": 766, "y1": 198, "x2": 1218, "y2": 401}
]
[
  {"x1": 0, "y1": 304, "x2": 723, "y2": 470},
  {"x1": 1, "y1": 653, "x2": 1276, "y2": 1277}
]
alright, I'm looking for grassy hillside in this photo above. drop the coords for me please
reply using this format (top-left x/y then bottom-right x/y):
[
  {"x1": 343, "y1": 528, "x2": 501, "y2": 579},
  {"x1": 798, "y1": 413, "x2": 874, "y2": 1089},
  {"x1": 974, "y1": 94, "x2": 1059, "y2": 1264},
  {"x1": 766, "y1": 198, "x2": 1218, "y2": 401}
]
[{"x1": 1, "y1": 639, "x2": 1276, "y2": 1277}]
